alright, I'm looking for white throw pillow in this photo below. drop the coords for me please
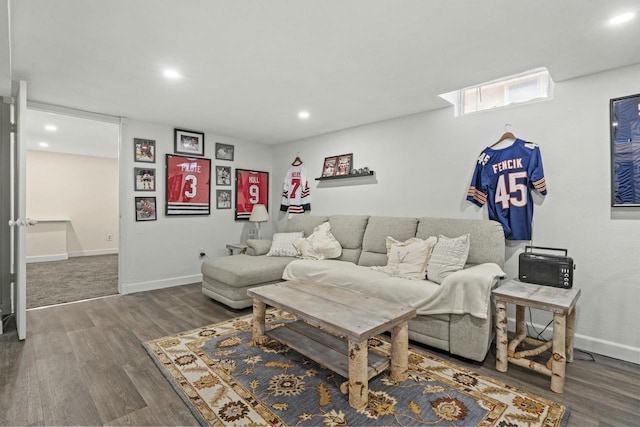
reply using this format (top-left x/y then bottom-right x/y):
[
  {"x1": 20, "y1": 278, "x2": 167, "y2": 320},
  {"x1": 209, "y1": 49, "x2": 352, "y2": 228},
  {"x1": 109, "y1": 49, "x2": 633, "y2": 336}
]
[
  {"x1": 266, "y1": 232, "x2": 304, "y2": 257},
  {"x1": 293, "y1": 222, "x2": 342, "y2": 260},
  {"x1": 427, "y1": 234, "x2": 471, "y2": 284},
  {"x1": 371, "y1": 236, "x2": 437, "y2": 280}
]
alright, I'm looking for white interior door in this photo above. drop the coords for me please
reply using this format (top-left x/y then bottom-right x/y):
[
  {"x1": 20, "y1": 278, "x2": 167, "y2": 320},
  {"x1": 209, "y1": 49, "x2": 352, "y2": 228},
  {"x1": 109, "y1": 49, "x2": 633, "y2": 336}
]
[{"x1": 10, "y1": 80, "x2": 27, "y2": 340}]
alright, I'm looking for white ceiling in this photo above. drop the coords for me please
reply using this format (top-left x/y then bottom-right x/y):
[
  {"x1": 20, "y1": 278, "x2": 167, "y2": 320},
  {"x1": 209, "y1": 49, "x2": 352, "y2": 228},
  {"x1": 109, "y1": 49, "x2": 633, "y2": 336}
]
[{"x1": 7, "y1": 0, "x2": 640, "y2": 147}]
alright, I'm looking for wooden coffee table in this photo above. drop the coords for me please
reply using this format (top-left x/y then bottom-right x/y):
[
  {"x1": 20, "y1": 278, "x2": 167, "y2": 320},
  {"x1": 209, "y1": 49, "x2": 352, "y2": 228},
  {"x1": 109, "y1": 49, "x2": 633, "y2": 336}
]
[{"x1": 247, "y1": 281, "x2": 416, "y2": 410}]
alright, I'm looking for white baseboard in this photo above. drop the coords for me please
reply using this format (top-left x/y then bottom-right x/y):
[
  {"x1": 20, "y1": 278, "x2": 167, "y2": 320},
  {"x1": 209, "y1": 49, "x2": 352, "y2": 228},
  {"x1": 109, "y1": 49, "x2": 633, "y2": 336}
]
[
  {"x1": 26, "y1": 253, "x2": 68, "y2": 263},
  {"x1": 121, "y1": 274, "x2": 203, "y2": 295},
  {"x1": 68, "y1": 248, "x2": 118, "y2": 257},
  {"x1": 506, "y1": 317, "x2": 639, "y2": 365}
]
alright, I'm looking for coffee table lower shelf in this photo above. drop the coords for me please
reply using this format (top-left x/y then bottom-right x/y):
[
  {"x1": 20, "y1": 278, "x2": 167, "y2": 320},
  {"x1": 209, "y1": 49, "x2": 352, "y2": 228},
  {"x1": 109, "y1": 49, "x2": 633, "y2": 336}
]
[{"x1": 267, "y1": 320, "x2": 389, "y2": 381}]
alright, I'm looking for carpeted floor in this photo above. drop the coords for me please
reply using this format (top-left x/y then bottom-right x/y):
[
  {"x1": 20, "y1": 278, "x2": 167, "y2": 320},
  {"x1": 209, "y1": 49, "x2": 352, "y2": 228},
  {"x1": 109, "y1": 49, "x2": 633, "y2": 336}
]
[
  {"x1": 26, "y1": 254, "x2": 118, "y2": 309},
  {"x1": 144, "y1": 309, "x2": 570, "y2": 426}
]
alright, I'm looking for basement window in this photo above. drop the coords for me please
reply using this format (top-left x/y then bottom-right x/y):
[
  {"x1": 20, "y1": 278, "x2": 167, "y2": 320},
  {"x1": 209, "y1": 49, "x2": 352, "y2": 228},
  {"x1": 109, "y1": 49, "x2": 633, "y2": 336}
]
[{"x1": 439, "y1": 68, "x2": 554, "y2": 116}]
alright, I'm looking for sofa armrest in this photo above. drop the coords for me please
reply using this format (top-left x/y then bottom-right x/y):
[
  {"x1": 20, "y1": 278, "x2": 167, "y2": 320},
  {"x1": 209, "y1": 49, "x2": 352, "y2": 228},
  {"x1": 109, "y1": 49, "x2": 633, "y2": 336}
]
[{"x1": 246, "y1": 239, "x2": 272, "y2": 256}]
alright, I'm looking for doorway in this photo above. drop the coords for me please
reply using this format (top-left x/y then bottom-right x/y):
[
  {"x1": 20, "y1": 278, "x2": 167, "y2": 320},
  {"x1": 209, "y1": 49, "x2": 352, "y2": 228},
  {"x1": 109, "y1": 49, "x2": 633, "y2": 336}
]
[{"x1": 24, "y1": 109, "x2": 120, "y2": 308}]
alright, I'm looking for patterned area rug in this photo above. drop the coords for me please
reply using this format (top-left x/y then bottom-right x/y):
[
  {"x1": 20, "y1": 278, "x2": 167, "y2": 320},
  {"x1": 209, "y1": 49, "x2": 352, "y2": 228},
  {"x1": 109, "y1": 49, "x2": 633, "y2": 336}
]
[{"x1": 144, "y1": 309, "x2": 570, "y2": 426}]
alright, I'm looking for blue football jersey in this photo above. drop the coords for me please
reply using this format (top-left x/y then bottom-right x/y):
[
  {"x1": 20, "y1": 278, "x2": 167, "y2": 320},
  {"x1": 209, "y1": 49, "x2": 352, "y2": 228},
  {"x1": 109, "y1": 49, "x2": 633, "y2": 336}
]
[{"x1": 467, "y1": 139, "x2": 547, "y2": 240}]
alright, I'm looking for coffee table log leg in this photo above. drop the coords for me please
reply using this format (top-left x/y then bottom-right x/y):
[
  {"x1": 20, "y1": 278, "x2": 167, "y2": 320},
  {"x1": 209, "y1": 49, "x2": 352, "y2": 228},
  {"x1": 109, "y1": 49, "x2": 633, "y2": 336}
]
[
  {"x1": 348, "y1": 339, "x2": 368, "y2": 410},
  {"x1": 252, "y1": 299, "x2": 268, "y2": 345},
  {"x1": 495, "y1": 300, "x2": 508, "y2": 372},
  {"x1": 551, "y1": 312, "x2": 567, "y2": 393},
  {"x1": 390, "y1": 321, "x2": 409, "y2": 382}
]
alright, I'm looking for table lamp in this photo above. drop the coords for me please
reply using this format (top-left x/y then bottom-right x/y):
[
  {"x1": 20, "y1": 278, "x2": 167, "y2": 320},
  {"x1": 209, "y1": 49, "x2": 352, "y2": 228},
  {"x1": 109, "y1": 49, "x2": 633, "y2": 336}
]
[{"x1": 249, "y1": 204, "x2": 269, "y2": 240}]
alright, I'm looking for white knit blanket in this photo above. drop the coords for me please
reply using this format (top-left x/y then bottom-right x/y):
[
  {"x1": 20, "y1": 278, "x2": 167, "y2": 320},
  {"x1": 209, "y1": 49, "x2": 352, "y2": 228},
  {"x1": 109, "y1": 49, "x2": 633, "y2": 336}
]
[{"x1": 282, "y1": 259, "x2": 505, "y2": 319}]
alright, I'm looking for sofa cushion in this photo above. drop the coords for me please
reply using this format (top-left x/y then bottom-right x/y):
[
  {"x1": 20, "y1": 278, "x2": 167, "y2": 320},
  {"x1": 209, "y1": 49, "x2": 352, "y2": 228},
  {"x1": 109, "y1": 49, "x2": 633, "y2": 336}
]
[
  {"x1": 416, "y1": 217, "x2": 505, "y2": 267},
  {"x1": 328, "y1": 215, "x2": 369, "y2": 263},
  {"x1": 201, "y1": 254, "x2": 294, "y2": 288},
  {"x1": 266, "y1": 232, "x2": 304, "y2": 257},
  {"x1": 284, "y1": 215, "x2": 329, "y2": 237},
  {"x1": 359, "y1": 216, "x2": 418, "y2": 266},
  {"x1": 328, "y1": 215, "x2": 369, "y2": 249},
  {"x1": 427, "y1": 234, "x2": 470, "y2": 284}
]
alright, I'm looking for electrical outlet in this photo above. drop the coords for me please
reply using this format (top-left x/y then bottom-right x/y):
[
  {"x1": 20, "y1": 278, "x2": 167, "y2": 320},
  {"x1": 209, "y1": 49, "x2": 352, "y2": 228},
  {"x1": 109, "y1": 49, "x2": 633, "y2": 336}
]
[
  {"x1": 199, "y1": 248, "x2": 206, "y2": 258},
  {"x1": 107, "y1": 234, "x2": 112, "y2": 241}
]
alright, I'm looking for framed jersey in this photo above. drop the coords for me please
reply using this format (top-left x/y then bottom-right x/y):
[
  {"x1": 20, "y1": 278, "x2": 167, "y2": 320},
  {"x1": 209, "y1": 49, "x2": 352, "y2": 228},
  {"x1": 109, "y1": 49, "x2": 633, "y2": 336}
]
[
  {"x1": 235, "y1": 169, "x2": 269, "y2": 220},
  {"x1": 165, "y1": 154, "x2": 211, "y2": 216},
  {"x1": 610, "y1": 93, "x2": 640, "y2": 207}
]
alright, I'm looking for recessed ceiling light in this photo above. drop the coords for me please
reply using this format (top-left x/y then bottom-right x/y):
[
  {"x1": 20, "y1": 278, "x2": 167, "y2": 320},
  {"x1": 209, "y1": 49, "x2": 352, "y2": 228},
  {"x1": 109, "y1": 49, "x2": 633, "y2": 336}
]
[
  {"x1": 163, "y1": 69, "x2": 182, "y2": 80},
  {"x1": 298, "y1": 110, "x2": 310, "y2": 120},
  {"x1": 38, "y1": 142, "x2": 49, "y2": 147},
  {"x1": 608, "y1": 12, "x2": 635, "y2": 25},
  {"x1": 44, "y1": 124, "x2": 57, "y2": 131}
]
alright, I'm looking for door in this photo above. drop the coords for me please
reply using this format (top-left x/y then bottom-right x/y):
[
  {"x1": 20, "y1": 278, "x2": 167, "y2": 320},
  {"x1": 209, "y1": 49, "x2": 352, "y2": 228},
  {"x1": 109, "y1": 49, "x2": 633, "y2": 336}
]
[{"x1": 9, "y1": 80, "x2": 27, "y2": 340}]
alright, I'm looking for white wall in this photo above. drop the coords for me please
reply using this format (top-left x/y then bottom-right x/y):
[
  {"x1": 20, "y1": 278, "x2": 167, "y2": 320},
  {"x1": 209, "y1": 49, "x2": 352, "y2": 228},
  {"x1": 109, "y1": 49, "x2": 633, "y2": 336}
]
[
  {"x1": 26, "y1": 150, "x2": 119, "y2": 261},
  {"x1": 119, "y1": 119, "x2": 273, "y2": 294},
  {"x1": 272, "y1": 63, "x2": 640, "y2": 363}
]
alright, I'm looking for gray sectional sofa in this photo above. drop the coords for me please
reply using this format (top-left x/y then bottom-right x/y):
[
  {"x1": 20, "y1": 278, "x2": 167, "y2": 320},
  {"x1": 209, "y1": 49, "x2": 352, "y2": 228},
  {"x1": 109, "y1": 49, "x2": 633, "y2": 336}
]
[{"x1": 201, "y1": 215, "x2": 506, "y2": 361}]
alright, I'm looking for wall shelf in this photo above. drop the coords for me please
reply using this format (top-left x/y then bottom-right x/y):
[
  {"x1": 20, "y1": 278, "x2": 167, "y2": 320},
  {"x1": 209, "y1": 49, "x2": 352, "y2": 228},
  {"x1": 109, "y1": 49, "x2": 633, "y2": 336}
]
[{"x1": 315, "y1": 171, "x2": 374, "y2": 181}]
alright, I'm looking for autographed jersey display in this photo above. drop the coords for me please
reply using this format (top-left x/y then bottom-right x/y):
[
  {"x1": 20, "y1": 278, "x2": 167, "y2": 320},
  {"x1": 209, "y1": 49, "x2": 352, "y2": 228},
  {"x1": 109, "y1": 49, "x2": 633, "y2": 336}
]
[
  {"x1": 467, "y1": 139, "x2": 547, "y2": 240},
  {"x1": 166, "y1": 154, "x2": 211, "y2": 215},
  {"x1": 235, "y1": 169, "x2": 269, "y2": 220}
]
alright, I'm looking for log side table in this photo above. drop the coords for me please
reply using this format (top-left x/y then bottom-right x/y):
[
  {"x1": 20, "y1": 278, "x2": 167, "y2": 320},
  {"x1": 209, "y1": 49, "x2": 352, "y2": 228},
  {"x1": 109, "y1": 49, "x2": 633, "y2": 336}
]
[{"x1": 493, "y1": 280, "x2": 581, "y2": 393}]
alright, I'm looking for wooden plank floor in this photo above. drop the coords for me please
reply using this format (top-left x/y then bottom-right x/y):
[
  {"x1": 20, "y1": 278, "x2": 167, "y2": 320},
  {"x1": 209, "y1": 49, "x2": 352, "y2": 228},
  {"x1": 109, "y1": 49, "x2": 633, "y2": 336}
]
[{"x1": 1, "y1": 283, "x2": 638, "y2": 426}]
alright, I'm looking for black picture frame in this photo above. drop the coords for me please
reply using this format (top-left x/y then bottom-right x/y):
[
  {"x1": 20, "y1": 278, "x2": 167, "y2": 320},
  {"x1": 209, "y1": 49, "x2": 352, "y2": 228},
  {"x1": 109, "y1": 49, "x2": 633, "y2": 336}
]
[
  {"x1": 610, "y1": 93, "x2": 640, "y2": 207},
  {"x1": 216, "y1": 166, "x2": 232, "y2": 186},
  {"x1": 134, "y1": 138, "x2": 156, "y2": 163},
  {"x1": 134, "y1": 167, "x2": 155, "y2": 191},
  {"x1": 216, "y1": 190, "x2": 232, "y2": 209},
  {"x1": 135, "y1": 197, "x2": 157, "y2": 221},
  {"x1": 215, "y1": 142, "x2": 235, "y2": 161},
  {"x1": 174, "y1": 128, "x2": 205, "y2": 157}
]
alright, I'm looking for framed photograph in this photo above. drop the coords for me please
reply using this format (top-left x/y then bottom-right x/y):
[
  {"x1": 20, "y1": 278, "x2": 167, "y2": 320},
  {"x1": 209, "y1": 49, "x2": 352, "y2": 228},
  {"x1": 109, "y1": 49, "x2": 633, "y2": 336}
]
[
  {"x1": 216, "y1": 165, "x2": 232, "y2": 186},
  {"x1": 321, "y1": 156, "x2": 337, "y2": 177},
  {"x1": 134, "y1": 167, "x2": 155, "y2": 191},
  {"x1": 135, "y1": 197, "x2": 157, "y2": 221},
  {"x1": 235, "y1": 169, "x2": 269, "y2": 220},
  {"x1": 215, "y1": 142, "x2": 235, "y2": 161},
  {"x1": 174, "y1": 128, "x2": 205, "y2": 157},
  {"x1": 216, "y1": 190, "x2": 232, "y2": 209},
  {"x1": 610, "y1": 93, "x2": 640, "y2": 206},
  {"x1": 335, "y1": 153, "x2": 353, "y2": 176},
  {"x1": 165, "y1": 154, "x2": 211, "y2": 215},
  {"x1": 134, "y1": 138, "x2": 155, "y2": 163}
]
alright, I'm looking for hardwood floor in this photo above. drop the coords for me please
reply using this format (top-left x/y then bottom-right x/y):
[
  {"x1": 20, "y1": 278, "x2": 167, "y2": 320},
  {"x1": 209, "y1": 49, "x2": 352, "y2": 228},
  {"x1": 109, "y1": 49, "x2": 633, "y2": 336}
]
[{"x1": 1, "y1": 283, "x2": 638, "y2": 426}]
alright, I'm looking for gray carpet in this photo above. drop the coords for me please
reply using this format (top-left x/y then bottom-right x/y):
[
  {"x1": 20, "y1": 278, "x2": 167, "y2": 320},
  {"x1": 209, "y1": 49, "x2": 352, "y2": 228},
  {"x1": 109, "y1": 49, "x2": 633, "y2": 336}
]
[{"x1": 26, "y1": 254, "x2": 118, "y2": 309}]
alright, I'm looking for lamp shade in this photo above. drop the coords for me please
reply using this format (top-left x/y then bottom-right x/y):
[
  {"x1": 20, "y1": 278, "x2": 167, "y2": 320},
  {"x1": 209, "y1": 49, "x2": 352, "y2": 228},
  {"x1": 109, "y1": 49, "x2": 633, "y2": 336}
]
[{"x1": 249, "y1": 204, "x2": 269, "y2": 222}]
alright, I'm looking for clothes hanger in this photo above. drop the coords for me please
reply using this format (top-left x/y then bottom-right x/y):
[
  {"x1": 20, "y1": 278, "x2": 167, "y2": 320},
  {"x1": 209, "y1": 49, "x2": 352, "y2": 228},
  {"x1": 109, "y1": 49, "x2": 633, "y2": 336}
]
[
  {"x1": 490, "y1": 124, "x2": 516, "y2": 148},
  {"x1": 291, "y1": 154, "x2": 303, "y2": 165}
]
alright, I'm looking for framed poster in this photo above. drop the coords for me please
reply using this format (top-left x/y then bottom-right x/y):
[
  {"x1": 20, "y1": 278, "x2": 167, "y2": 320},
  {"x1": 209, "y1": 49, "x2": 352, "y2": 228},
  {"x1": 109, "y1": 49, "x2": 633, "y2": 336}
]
[
  {"x1": 215, "y1": 142, "x2": 235, "y2": 161},
  {"x1": 216, "y1": 165, "x2": 232, "y2": 186},
  {"x1": 610, "y1": 93, "x2": 640, "y2": 206},
  {"x1": 335, "y1": 153, "x2": 353, "y2": 176},
  {"x1": 165, "y1": 154, "x2": 211, "y2": 215},
  {"x1": 134, "y1": 138, "x2": 155, "y2": 163},
  {"x1": 321, "y1": 156, "x2": 337, "y2": 177},
  {"x1": 216, "y1": 189, "x2": 232, "y2": 209},
  {"x1": 134, "y1": 167, "x2": 155, "y2": 191},
  {"x1": 235, "y1": 169, "x2": 269, "y2": 220},
  {"x1": 174, "y1": 128, "x2": 205, "y2": 157},
  {"x1": 135, "y1": 197, "x2": 157, "y2": 221}
]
